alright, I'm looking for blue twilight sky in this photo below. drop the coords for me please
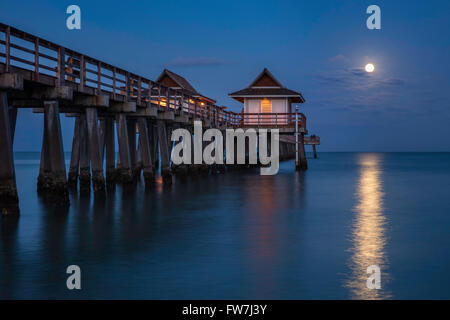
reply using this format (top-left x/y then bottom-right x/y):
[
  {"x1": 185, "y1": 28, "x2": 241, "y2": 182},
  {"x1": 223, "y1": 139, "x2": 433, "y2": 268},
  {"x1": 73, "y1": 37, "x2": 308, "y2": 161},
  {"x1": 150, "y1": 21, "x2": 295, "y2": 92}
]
[{"x1": 1, "y1": 0, "x2": 449, "y2": 151}]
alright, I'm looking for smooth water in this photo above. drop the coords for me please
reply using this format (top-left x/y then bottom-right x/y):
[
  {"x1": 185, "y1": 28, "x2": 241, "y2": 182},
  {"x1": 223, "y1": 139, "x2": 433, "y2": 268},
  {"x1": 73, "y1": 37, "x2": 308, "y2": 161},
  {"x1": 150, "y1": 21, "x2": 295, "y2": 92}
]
[{"x1": 1, "y1": 152, "x2": 449, "y2": 299}]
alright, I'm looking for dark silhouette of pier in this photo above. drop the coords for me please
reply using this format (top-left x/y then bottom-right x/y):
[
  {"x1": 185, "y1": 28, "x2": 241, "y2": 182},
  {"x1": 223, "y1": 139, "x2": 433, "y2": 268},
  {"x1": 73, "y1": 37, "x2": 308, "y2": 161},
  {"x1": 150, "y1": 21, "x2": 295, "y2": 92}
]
[{"x1": 0, "y1": 22, "x2": 318, "y2": 215}]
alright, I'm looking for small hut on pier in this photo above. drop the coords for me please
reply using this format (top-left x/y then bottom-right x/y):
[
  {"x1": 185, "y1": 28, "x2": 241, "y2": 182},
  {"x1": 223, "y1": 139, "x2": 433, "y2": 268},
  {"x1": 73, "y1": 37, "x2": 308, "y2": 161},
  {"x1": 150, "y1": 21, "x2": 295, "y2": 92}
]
[
  {"x1": 229, "y1": 68, "x2": 305, "y2": 125},
  {"x1": 156, "y1": 69, "x2": 216, "y2": 106}
]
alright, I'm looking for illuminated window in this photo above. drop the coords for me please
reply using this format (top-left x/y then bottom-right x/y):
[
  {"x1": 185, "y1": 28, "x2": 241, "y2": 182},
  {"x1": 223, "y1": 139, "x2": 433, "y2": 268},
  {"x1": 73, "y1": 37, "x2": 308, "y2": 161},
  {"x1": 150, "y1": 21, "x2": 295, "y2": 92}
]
[{"x1": 261, "y1": 98, "x2": 272, "y2": 113}]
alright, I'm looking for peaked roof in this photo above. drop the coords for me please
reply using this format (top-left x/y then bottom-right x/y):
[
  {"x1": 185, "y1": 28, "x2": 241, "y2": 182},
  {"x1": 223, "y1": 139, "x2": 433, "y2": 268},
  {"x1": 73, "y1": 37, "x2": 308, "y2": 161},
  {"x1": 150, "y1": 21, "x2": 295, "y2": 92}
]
[
  {"x1": 229, "y1": 68, "x2": 305, "y2": 103},
  {"x1": 156, "y1": 69, "x2": 216, "y2": 104},
  {"x1": 156, "y1": 69, "x2": 199, "y2": 94},
  {"x1": 249, "y1": 68, "x2": 284, "y2": 88}
]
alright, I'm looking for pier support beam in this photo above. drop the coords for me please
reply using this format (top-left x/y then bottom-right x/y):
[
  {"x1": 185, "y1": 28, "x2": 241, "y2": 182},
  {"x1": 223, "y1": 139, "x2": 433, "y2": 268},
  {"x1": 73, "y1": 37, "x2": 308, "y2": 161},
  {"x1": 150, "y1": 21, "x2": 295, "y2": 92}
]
[
  {"x1": 68, "y1": 116, "x2": 80, "y2": 187},
  {"x1": 127, "y1": 118, "x2": 138, "y2": 180},
  {"x1": 37, "y1": 114, "x2": 51, "y2": 193},
  {"x1": 9, "y1": 107, "x2": 17, "y2": 143},
  {"x1": 313, "y1": 145, "x2": 317, "y2": 159},
  {"x1": 116, "y1": 114, "x2": 133, "y2": 183},
  {"x1": 296, "y1": 133, "x2": 308, "y2": 171},
  {"x1": 148, "y1": 120, "x2": 158, "y2": 172},
  {"x1": 0, "y1": 91, "x2": 19, "y2": 215},
  {"x1": 99, "y1": 119, "x2": 106, "y2": 163},
  {"x1": 137, "y1": 118, "x2": 154, "y2": 182},
  {"x1": 157, "y1": 120, "x2": 172, "y2": 183},
  {"x1": 42, "y1": 100, "x2": 69, "y2": 202},
  {"x1": 86, "y1": 108, "x2": 105, "y2": 193},
  {"x1": 78, "y1": 114, "x2": 91, "y2": 191},
  {"x1": 104, "y1": 118, "x2": 116, "y2": 184}
]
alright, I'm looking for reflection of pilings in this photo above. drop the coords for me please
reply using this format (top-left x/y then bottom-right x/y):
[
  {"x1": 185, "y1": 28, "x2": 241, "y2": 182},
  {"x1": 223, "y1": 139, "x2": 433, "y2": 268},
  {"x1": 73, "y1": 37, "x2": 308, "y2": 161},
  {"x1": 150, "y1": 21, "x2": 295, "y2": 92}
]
[
  {"x1": 0, "y1": 91, "x2": 19, "y2": 215},
  {"x1": 0, "y1": 216, "x2": 19, "y2": 296}
]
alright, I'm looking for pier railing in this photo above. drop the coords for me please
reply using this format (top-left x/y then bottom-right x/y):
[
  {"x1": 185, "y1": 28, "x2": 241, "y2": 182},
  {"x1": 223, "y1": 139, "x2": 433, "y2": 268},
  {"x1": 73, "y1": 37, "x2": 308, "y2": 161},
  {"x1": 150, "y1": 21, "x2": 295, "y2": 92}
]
[{"x1": 0, "y1": 22, "x2": 306, "y2": 130}]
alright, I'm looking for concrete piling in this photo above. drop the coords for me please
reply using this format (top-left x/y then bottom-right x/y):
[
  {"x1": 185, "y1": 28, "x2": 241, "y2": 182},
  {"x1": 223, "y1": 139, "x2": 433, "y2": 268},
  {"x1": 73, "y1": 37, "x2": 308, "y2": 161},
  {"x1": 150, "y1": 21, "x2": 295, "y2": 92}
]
[
  {"x1": 42, "y1": 100, "x2": 69, "y2": 202},
  {"x1": 86, "y1": 108, "x2": 106, "y2": 193},
  {"x1": 78, "y1": 114, "x2": 91, "y2": 191},
  {"x1": 68, "y1": 116, "x2": 80, "y2": 187},
  {"x1": 104, "y1": 117, "x2": 116, "y2": 184},
  {"x1": 137, "y1": 118, "x2": 154, "y2": 182},
  {"x1": 157, "y1": 120, "x2": 172, "y2": 183},
  {"x1": 116, "y1": 114, "x2": 133, "y2": 183},
  {"x1": 0, "y1": 91, "x2": 19, "y2": 215}
]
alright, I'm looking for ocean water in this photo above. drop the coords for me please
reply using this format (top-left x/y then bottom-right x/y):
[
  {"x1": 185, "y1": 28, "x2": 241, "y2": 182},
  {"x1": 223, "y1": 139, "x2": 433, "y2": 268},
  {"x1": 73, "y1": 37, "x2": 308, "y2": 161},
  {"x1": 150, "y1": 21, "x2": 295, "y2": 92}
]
[{"x1": 1, "y1": 152, "x2": 449, "y2": 299}]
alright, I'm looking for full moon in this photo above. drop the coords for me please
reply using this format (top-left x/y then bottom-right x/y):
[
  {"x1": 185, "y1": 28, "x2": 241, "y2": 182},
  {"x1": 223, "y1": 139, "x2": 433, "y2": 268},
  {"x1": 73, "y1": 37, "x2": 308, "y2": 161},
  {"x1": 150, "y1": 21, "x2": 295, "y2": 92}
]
[{"x1": 365, "y1": 63, "x2": 375, "y2": 73}]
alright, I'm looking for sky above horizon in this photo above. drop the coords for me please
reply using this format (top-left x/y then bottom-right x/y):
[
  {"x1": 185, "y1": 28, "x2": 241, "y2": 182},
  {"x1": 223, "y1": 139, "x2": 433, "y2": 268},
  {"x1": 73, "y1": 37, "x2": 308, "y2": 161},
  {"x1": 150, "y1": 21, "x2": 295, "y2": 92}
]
[{"x1": 1, "y1": 0, "x2": 449, "y2": 151}]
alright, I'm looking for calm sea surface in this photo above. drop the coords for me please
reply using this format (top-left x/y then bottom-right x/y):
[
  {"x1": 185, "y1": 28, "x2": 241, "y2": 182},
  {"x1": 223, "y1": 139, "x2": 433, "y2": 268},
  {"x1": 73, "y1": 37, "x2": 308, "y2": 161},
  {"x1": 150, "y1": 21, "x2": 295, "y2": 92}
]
[{"x1": 1, "y1": 152, "x2": 449, "y2": 299}]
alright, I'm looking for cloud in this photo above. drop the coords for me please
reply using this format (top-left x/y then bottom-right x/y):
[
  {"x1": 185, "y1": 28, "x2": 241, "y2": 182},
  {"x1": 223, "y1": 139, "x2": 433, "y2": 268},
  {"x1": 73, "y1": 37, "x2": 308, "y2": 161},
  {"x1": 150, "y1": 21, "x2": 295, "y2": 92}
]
[
  {"x1": 315, "y1": 68, "x2": 405, "y2": 90},
  {"x1": 379, "y1": 78, "x2": 405, "y2": 86},
  {"x1": 328, "y1": 54, "x2": 349, "y2": 63},
  {"x1": 169, "y1": 57, "x2": 226, "y2": 67}
]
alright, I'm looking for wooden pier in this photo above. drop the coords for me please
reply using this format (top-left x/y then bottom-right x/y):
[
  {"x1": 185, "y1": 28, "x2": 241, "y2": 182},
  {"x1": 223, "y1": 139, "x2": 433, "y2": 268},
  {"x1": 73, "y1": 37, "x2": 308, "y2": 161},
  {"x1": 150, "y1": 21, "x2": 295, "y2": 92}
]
[{"x1": 0, "y1": 22, "x2": 320, "y2": 215}]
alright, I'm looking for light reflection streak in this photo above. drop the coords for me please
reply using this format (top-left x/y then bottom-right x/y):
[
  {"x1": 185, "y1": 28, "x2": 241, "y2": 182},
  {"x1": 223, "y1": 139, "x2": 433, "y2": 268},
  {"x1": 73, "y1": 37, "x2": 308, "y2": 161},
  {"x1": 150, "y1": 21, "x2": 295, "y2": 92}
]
[{"x1": 346, "y1": 154, "x2": 391, "y2": 299}]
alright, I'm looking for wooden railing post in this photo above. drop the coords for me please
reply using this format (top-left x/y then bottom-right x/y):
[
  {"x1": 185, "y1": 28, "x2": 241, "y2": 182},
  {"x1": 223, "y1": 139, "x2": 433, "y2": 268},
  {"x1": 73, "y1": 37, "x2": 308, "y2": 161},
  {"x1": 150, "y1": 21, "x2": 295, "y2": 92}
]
[
  {"x1": 194, "y1": 98, "x2": 198, "y2": 118},
  {"x1": 158, "y1": 84, "x2": 161, "y2": 107},
  {"x1": 125, "y1": 71, "x2": 130, "y2": 100},
  {"x1": 148, "y1": 81, "x2": 152, "y2": 104},
  {"x1": 137, "y1": 76, "x2": 142, "y2": 105},
  {"x1": 5, "y1": 26, "x2": 10, "y2": 73},
  {"x1": 112, "y1": 67, "x2": 116, "y2": 99},
  {"x1": 97, "y1": 61, "x2": 101, "y2": 94},
  {"x1": 167, "y1": 88, "x2": 171, "y2": 109},
  {"x1": 57, "y1": 47, "x2": 66, "y2": 86},
  {"x1": 80, "y1": 55, "x2": 85, "y2": 90},
  {"x1": 34, "y1": 38, "x2": 39, "y2": 81}
]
